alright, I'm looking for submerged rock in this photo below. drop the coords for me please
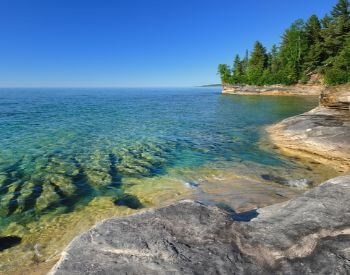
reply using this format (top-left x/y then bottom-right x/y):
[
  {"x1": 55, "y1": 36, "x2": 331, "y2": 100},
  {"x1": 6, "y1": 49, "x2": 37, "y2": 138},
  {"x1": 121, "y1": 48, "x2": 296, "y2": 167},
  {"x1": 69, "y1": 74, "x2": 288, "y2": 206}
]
[
  {"x1": 287, "y1": 178, "x2": 313, "y2": 188},
  {"x1": 0, "y1": 236, "x2": 21, "y2": 251},
  {"x1": 50, "y1": 175, "x2": 350, "y2": 275}
]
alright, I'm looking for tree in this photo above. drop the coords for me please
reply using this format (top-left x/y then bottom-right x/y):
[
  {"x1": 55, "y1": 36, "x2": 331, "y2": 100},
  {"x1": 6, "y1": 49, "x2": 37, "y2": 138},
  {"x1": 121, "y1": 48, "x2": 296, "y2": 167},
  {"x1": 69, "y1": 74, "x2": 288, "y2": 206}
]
[
  {"x1": 303, "y1": 15, "x2": 325, "y2": 75},
  {"x1": 269, "y1": 44, "x2": 283, "y2": 83},
  {"x1": 279, "y1": 19, "x2": 308, "y2": 84},
  {"x1": 246, "y1": 41, "x2": 268, "y2": 85},
  {"x1": 217, "y1": 64, "x2": 231, "y2": 84},
  {"x1": 324, "y1": 34, "x2": 350, "y2": 84},
  {"x1": 331, "y1": 0, "x2": 350, "y2": 19},
  {"x1": 232, "y1": 55, "x2": 244, "y2": 84},
  {"x1": 322, "y1": 0, "x2": 350, "y2": 63},
  {"x1": 217, "y1": 0, "x2": 350, "y2": 86}
]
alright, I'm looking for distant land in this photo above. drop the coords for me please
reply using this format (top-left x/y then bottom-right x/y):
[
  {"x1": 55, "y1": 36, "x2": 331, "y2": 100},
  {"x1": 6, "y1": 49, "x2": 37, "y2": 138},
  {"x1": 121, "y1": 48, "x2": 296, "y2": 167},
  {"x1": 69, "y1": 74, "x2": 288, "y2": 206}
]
[{"x1": 198, "y1": 84, "x2": 222, "y2": 87}]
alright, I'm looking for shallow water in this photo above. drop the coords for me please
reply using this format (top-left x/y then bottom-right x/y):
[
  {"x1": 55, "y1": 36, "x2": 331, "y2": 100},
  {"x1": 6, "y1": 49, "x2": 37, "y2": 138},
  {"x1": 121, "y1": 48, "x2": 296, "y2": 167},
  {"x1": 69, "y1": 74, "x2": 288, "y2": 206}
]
[{"x1": 0, "y1": 87, "x2": 331, "y2": 273}]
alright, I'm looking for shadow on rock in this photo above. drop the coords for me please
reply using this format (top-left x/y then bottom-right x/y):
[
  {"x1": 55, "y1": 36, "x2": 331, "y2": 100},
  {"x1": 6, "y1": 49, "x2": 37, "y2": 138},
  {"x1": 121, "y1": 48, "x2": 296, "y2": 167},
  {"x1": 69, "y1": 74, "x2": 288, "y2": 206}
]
[{"x1": 215, "y1": 203, "x2": 259, "y2": 222}]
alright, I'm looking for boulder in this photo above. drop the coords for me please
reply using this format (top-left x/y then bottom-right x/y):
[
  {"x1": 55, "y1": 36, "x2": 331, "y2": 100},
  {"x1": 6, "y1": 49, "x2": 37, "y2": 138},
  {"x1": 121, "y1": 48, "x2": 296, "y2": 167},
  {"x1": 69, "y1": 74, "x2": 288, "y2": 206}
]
[{"x1": 50, "y1": 175, "x2": 350, "y2": 275}]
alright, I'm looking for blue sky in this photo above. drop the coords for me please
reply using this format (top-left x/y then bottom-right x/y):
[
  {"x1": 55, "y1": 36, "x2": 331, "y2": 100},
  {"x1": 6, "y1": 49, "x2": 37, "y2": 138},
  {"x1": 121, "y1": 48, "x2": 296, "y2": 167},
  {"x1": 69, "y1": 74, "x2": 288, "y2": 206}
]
[{"x1": 0, "y1": 0, "x2": 337, "y2": 87}]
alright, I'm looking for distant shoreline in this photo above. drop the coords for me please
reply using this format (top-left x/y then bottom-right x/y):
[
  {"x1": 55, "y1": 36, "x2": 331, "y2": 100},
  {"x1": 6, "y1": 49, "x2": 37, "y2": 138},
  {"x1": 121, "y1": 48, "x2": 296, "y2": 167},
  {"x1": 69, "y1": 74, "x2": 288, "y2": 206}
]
[{"x1": 198, "y1": 84, "x2": 222, "y2": 87}]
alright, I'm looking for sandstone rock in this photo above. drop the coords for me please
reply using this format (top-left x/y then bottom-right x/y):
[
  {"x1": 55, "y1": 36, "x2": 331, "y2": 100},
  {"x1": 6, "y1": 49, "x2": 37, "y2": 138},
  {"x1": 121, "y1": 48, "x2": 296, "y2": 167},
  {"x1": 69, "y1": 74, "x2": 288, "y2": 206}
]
[
  {"x1": 320, "y1": 84, "x2": 350, "y2": 111},
  {"x1": 267, "y1": 107, "x2": 350, "y2": 172},
  {"x1": 50, "y1": 175, "x2": 350, "y2": 275},
  {"x1": 222, "y1": 84, "x2": 324, "y2": 96}
]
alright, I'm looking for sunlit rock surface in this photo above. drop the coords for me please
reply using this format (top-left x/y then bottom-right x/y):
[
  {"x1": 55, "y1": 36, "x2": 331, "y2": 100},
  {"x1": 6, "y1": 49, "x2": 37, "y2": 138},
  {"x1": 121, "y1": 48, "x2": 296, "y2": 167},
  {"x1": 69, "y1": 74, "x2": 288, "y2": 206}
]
[
  {"x1": 320, "y1": 84, "x2": 350, "y2": 111},
  {"x1": 50, "y1": 175, "x2": 350, "y2": 275},
  {"x1": 268, "y1": 106, "x2": 350, "y2": 173},
  {"x1": 222, "y1": 84, "x2": 324, "y2": 96}
]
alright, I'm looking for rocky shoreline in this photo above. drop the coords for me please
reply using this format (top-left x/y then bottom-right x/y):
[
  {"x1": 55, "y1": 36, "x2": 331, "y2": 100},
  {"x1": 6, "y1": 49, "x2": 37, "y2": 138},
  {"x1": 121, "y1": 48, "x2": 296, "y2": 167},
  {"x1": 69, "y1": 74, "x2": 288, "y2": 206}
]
[
  {"x1": 50, "y1": 175, "x2": 350, "y2": 274},
  {"x1": 222, "y1": 84, "x2": 323, "y2": 96},
  {"x1": 48, "y1": 84, "x2": 350, "y2": 274},
  {"x1": 267, "y1": 106, "x2": 350, "y2": 173},
  {"x1": 267, "y1": 84, "x2": 350, "y2": 173}
]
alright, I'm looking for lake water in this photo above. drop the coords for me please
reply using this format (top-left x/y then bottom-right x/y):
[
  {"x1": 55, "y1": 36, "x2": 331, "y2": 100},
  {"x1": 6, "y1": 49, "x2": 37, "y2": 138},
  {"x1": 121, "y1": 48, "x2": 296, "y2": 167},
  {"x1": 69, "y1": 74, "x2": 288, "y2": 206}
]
[{"x1": 0, "y1": 87, "x2": 325, "y2": 273}]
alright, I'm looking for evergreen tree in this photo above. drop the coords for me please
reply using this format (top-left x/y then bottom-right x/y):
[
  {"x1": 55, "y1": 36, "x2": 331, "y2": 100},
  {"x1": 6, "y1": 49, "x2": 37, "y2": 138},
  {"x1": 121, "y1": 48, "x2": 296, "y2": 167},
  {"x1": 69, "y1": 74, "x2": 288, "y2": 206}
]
[
  {"x1": 279, "y1": 19, "x2": 307, "y2": 84},
  {"x1": 232, "y1": 55, "x2": 244, "y2": 84},
  {"x1": 242, "y1": 50, "x2": 249, "y2": 74},
  {"x1": 322, "y1": 0, "x2": 350, "y2": 63},
  {"x1": 217, "y1": 64, "x2": 231, "y2": 84},
  {"x1": 269, "y1": 44, "x2": 283, "y2": 83},
  {"x1": 331, "y1": 0, "x2": 350, "y2": 19},
  {"x1": 325, "y1": 34, "x2": 350, "y2": 84},
  {"x1": 303, "y1": 15, "x2": 324, "y2": 76},
  {"x1": 218, "y1": 0, "x2": 350, "y2": 86},
  {"x1": 247, "y1": 41, "x2": 268, "y2": 85}
]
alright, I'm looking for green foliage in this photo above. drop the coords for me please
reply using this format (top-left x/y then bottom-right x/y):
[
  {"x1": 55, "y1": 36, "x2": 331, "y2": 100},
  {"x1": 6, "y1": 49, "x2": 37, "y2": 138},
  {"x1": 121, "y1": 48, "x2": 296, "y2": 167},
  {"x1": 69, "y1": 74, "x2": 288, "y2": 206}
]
[
  {"x1": 279, "y1": 20, "x2": 308, "y2": 84},
  {"x1": 325, "y1": 35, "x2": 350, "y2": 84},
  {"x1": 217, "y1": 64, "x2": 231, "y2": 84},
  {"x1": 231, "y1": 55, "x2": 244, "y2": 84},
  {"x1": 246, "y1": 41, "x2": 268, "y2": 85},
  {"x1": 218, "y1": 0, "x2": 350, "y2": 86}
]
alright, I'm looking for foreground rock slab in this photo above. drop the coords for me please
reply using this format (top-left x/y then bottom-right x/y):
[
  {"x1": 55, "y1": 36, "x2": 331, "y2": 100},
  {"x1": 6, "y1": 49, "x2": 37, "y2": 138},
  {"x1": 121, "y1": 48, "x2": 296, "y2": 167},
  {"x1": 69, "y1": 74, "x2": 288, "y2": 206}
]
[
  {"x1": 268, "y1": 106, "x2": 350, "y2": 172},
  {"x1": 50, "y1": 175, "x2": 350, "y2": 275}
]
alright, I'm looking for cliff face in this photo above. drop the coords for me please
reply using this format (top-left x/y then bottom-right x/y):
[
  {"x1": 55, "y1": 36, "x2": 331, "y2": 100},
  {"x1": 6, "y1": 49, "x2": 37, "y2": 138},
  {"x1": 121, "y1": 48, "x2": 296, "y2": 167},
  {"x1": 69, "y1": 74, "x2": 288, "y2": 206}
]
[
  {"x1": 222, "y1": 84, "x2": 324, "y2": 96},
  {"x1": 50, "y1": 175, "x2": 350, "y2": 275},
  {"x1": 320, "y1": 84, "x2": 350, "y2": 111}
]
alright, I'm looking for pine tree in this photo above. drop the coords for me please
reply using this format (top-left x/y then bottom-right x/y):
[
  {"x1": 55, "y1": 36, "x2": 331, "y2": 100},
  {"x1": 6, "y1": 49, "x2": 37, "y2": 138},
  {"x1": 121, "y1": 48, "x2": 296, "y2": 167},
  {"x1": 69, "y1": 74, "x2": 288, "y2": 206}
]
[
  {"x1": 322, "y1": 0, "x2": 350, "y2": 63},
  {"x1": 247, "y1": 41, "x2": 268, "y2": 85},
  {"x1": 303, "y1": 15, "x2": 324, "y2": 75},
  {"x1": 269, "y1": 44, "x2": 283, "y2": 83},
  {"x1": 325, "y1": 34, "x2": 350, "y2": 84},
  {"x1": 331, "y1": 0, "x2": 350, "y2": 19},
  {"x1": 232, "y1": 55, "x2": 244, "y2": 84},
  {"x1": 279, "y1": 19, "x2": 308, "y2": 84}
]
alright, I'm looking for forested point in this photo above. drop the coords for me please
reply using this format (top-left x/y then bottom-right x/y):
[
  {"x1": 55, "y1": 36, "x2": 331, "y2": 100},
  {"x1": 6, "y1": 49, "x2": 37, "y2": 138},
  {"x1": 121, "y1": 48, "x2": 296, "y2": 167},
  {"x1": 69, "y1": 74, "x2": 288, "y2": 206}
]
[{"x1": 218, "y1": 0, "x2": 350, "y2": 86}]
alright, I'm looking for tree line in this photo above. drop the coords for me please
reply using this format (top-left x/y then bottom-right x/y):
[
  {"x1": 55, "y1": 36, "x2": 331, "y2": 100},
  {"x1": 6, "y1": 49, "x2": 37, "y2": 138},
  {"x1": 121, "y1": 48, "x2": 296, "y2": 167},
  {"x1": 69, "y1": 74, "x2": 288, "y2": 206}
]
[{"x1": 218, "y1": 0, "x2": 350, "y2": 86}]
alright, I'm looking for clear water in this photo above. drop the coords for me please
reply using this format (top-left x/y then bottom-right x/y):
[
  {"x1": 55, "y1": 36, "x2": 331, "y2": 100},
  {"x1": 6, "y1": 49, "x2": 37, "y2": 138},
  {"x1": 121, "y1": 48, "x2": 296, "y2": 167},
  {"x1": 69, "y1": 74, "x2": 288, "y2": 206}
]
[{"x1": 0, "y1": 87, "x2": 320, "y2": 272}]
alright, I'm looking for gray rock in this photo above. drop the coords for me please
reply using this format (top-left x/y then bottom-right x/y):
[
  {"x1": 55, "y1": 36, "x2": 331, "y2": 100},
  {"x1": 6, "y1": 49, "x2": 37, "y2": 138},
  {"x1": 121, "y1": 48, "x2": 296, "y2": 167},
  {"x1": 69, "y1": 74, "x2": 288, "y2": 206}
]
[{"x1": 50, "y1": 175, "x2": 350, "y2": 275}]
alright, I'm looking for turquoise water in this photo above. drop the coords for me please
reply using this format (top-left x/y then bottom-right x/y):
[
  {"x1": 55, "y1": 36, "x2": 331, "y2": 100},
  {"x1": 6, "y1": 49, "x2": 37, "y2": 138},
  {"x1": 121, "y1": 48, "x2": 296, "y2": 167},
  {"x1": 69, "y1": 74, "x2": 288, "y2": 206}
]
[
  {"x1": 0, "y1": 87, "x2": 322, "y2": 272},
  {"x1": 0, "y1": 87, "x2": 318, "y2": 229}
]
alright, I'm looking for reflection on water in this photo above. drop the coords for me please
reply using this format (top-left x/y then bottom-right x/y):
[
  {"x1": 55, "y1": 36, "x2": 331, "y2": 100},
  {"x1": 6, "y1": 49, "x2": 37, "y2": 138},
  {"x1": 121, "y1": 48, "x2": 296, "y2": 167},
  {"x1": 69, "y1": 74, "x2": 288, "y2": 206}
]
[{"x1": 0, "y1": 87, "x2": 331, "y2": 273}]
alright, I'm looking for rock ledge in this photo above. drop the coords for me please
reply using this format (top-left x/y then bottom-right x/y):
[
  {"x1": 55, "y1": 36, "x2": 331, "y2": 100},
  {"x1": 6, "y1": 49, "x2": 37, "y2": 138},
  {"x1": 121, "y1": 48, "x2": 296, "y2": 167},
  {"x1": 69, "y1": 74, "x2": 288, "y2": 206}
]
[{"x1": 50, "y1": 175, "x2": 350, "y2": 275}]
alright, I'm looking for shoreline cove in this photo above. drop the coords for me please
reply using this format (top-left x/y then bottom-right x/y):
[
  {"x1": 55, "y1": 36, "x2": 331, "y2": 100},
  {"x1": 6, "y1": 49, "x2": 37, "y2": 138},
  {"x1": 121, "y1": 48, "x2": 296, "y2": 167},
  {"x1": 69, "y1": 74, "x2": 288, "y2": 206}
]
[
  {"x1": 49, "y1": 85, "x2": 350, "y2": 274},
  {"x1": 0, "y1": 87, "x2": 348, "y2": 274}
]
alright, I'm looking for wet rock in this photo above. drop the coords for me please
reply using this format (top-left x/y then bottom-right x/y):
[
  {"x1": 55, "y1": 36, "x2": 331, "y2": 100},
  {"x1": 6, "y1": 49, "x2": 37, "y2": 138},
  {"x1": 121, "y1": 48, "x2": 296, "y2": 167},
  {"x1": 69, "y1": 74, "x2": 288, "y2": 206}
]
[
  {"x1": 287, "y1": 178, "x2": 312, "y2": 188},
  {"x1": 50, "y1": 175, "x2": 350, "y2": 275},
  {"x1": 184, "y1": 181, "x2": 199, "y2": 189},
  {"x1": 261, "y1": 174, "x2": 312, "y2": 188}
]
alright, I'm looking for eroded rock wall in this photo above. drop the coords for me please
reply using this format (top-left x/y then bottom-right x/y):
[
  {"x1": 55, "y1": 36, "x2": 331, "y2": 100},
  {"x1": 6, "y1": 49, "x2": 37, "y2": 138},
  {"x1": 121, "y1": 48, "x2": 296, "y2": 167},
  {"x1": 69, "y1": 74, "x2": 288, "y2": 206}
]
[{"x1": 320, "y1": 84, "x2": 350, "y2": 111}]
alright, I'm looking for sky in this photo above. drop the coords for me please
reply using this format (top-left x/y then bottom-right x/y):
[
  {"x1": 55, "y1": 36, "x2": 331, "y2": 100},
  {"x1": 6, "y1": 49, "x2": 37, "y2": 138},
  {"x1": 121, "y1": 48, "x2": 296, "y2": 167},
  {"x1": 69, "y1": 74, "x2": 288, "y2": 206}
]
[{"x1": 0, "y1": 0, "x2": 338, "y2": 87}]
